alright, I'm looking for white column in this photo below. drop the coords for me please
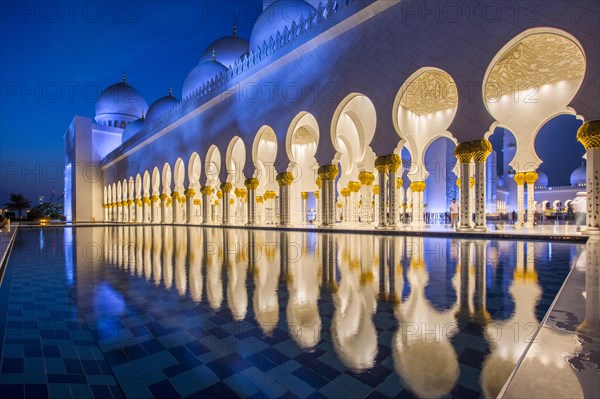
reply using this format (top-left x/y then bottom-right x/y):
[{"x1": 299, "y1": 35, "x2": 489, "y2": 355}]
[
  {"x1": 245, "y1": 178, "x2": 258, "y2": 225},
  {"x1": 151, "y1": 195, "x2": 160, "y2": 222},
  {"x1": 473, "y1": 150, "x2": 489, "y2": 230},
  {"x1": 456, "y1": 148, "x2": 473, "y2": 230},
  {"x1": 359, "y1": 171, "x2": 374, "y2": 224},
  {"x1": 577, "y1": 121, "x2": 600, "y2": 232},
  {"x1": 220, "y1": 183, "x2": 232, "y2": 225},
  {"x1": 376, "y1": 162, "x2": 388, "y2": 228},
  {"x1": 276, "y1": 172, "x2": 293, "y2": 226},
  {"x1": 318, "y1": 165, "x2": 338, "y2": 227},
  {"x1": 525, "y1": 172, "x2": 537, "y2": 228},
  {"x1": 514, "y1": 173, "x2": 525, "y2": 226},
  {"x1": 388, "y1": 156, "x2": 400, "y2": 228},
  {"x1": 301, "y1": 192, "x2": 308, "y2": 224},
  {"x1": 201, "y1": 186, "x2": 212, "y2": 224},
  {"x1": 314, "y1": 191, "x2": 320, "y2": 225},
  {"x1": 160, "y1": 194, "x2": 168, "y2": 223}
]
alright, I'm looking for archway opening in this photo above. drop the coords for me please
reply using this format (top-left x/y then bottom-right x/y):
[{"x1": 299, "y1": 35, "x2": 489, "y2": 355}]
[
  {"x1": 331, "y1": 93, "x2": 377, "y2": 189},
  {"x1": 286, "y1": 112, "x2": 320, "y2": 224},
  {"x1": 483, "y1": 29, "x2": 586, "y2": 172}
]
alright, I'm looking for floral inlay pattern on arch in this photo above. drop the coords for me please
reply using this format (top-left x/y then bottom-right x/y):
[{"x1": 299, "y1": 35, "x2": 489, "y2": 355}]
[
  {"x1": 485, "y1": 33, "x2": 585, "y2": 101},
  {"x1": 292, "y1": 126, "x2": 314, "y2": 144},
  {"x1": 400, "y1": 71, "x2": 458, "y2": 116}
]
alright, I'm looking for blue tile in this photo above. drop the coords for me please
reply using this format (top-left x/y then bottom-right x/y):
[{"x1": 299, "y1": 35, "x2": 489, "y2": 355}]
[
  {"x1": 25, "y1": 384, "x2": 49, "y2": 399},
  {"x1": 223, "y1": 374, "x2": 260, "y2": 398},
  {"x1": 63, "y1": 359, "x2": 84, "y2": 375},
  {"x1": 0, "y1": 384, "x2": 24, "y2": 398},
  {"x1": 2, "y1": 358, "x2": 24, "y2": 373},
  {"x1": 42, "y1": 345, "x2": 61, "y2": 358},
  {"x1": 47, "y1": 374, "x2": 87, "y2": 384},
  {"x1": 148, "y1": 380, "x2": 179, "y2": 398}
]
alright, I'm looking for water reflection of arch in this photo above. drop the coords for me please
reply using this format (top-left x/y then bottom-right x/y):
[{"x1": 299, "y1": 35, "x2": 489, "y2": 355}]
[
  {"x1": 204, "y1": 228, "x2": 223, "y2": 310},
  {"x1": 287, "y1": 231, "x2": 321, "y2": 349},
  {"x1": 253, "y1": 229, "x2": 281, "y2": 336},
  {"x1": 225, "y1": 229, "x2": 248, "y2": 321},
  {"x1": 162, "y1": 225, "x2": 174, "y2": 289},
  {"x1": 481, "y1": 241, "x2": 542, "y2": 398},
  {"x1": 332, "y1": 234, "x2": 378, "y2": 371},
  {"x1": 393, "y1": 236, "x2": 460, "y2": 399},
  {"x1": 188, "y1": 226, "x2": 203, "y2": 303},
  {"x1": 174, "y1": 226, "x2": 188, "y2": 297}
]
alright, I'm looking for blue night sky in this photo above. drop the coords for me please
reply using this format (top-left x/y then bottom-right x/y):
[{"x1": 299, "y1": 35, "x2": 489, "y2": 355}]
[{"x1": 0, "y1": 0, "x2": 586, "y2": 205}]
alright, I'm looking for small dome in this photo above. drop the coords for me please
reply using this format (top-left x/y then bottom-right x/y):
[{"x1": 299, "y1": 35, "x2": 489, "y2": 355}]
[
  {"x1": 249, "y1": 0, "x2": 316, "y2": 51},
  {"x1": 570, "y1": 164, "x2": 586, "y2": 186},
  {"x1": 200, "y1": 33, "x2": 249, "y2": 68},
  {"x1": 182, "y1": 60, "x2": 228, "y2": 99},
  {"x1": 146, "y1": 88, "x2": 179, "y2": 123},
  {"x1": 536, "y1": 171, "x2": 548, "y2": 187},
  {"x1": 95, "y1": 74, "x2": 148, "y2": 126},
  {"x1": 121, "y1": 114, "x2": 145, "y2": 143}
]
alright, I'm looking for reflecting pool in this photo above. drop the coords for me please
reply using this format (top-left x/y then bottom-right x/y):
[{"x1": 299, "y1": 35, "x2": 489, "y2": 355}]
[{"x1": 0, "y1": 227, "x2": 582, "y2": 398}]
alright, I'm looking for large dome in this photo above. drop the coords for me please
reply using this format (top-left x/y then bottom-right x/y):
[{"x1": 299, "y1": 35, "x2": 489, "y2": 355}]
[
  {"x1": 570, "y1": 164, "x2": 586, "y2": 186},
  {"x1": 121, "y1": 115, "x2": 146, "y2": 143},
  {"x1": 182, "y1": 60, "x2": 228, "y2": 99},
  {"x1": 200, "y1": 35, "x2": 249, "y2": 68},
  {"x1": 95, "y1": 74, "x2": 148, "y2": 127},
  {"x1": 146, "y1": 88, "x2": 179, "y2": 123},
  {"x1": 536, "y1": 171, "x2": 548, "y2": 187},
  {"x1": 249, "y1": 0, "x2": 316, "y2": 52}
]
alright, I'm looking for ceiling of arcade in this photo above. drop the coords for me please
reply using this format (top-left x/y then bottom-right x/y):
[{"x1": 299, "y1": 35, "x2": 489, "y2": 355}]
[
  {"x1": 400, "y1": 71, "x2": 458, "y2": 116},
  {"x1": 485, "y1": 33, "x2": 585, "y2": 101}
]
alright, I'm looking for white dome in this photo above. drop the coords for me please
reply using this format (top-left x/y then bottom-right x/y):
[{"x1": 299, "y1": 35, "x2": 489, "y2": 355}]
[
  {"x1": 95, "y1": 75, "x2": 148, "y2": 126},
  {"x1": 570, "y1": 164, "x2": 586, "y2": 186},
  {"x1": 249, "y1": 0, "x2": 315, "y2": 51},
  {"x1": 146, "y1": 88, "x2": 179, "y2": 123},
  {"x1": 182, "y1": 60, "x2": 228, "y2": 99},
  {"x1": 200, "y1": 35, "x2": 249, "y2": 68},
  {"x1": 122, "y1": 116, "x2": 145, "y2": 143},
  {"x1": 536, "y1": 171, "x2": 548, "y2": 186}
]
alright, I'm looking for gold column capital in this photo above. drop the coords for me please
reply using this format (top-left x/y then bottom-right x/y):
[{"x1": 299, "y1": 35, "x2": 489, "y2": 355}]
[
  {"x1": 244, "y1": 177, "x2": 259, "y2": 189},
  {"x1": 276, "y1": 172, "x2": 294, "y2": 186},
  {"x1": 374, "y1": 156, "x2": 389, "y2": 174},
  {"x1": 513, "y1": 172, "x2": 526, "y2": 185},
  {"x1": 525, "y1": 171, "x2": 538, "y2": 184},
  {"x1": 454, "y1": 142, "x2": 473, "y2": 164},
  {"x1": 200, "y1": 186, "x2": 214, "y2": 196},
  {"x1": 301, "y1": 192, "x2": 308, "y2": 200},
  {"x1": 577, "y1": 120, "x2": 600, "y2": 149},
  {"x1": 348, "y1": 181, "x2": 361, "y2": 192},
  {"x1": 318, "y1": 164, "x2": 339, "y2": 181},
  {"x1": 358, "y1": 171, "x2": 375, "y2": 185},
  {"x1": 471, "y1": 139, "x2": 492, "y2": 163},
  {"x1": 220, "y1": 182, "x2": 233, "y2": 193}
]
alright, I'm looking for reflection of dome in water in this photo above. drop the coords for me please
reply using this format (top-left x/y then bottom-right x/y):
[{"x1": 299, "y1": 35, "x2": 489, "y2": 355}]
[
  {"x1": 570, "y1": 164, "x2": 586, "y2": 186},
  {"x1": 250, "y1": 0, "x2": 316, "y2": 51}
]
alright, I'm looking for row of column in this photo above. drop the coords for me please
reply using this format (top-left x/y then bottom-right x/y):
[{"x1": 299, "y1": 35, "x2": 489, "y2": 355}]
[
  {"x1": 104, "y1": 120, "x2": 599, "y2": 232},
  {"x1": 454, "y1": 139, "x2": 492, "y2": 231}
]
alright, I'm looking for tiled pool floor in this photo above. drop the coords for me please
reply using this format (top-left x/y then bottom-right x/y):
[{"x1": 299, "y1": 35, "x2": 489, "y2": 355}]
[{"x1": 0, "y1": 226, "x2": 582, "y2": 398}]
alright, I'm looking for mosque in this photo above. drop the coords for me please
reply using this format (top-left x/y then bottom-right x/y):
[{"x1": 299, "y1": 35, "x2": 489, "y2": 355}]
[{"x1": 64, "y1": 0, "x2": 600, "y2": 233}]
